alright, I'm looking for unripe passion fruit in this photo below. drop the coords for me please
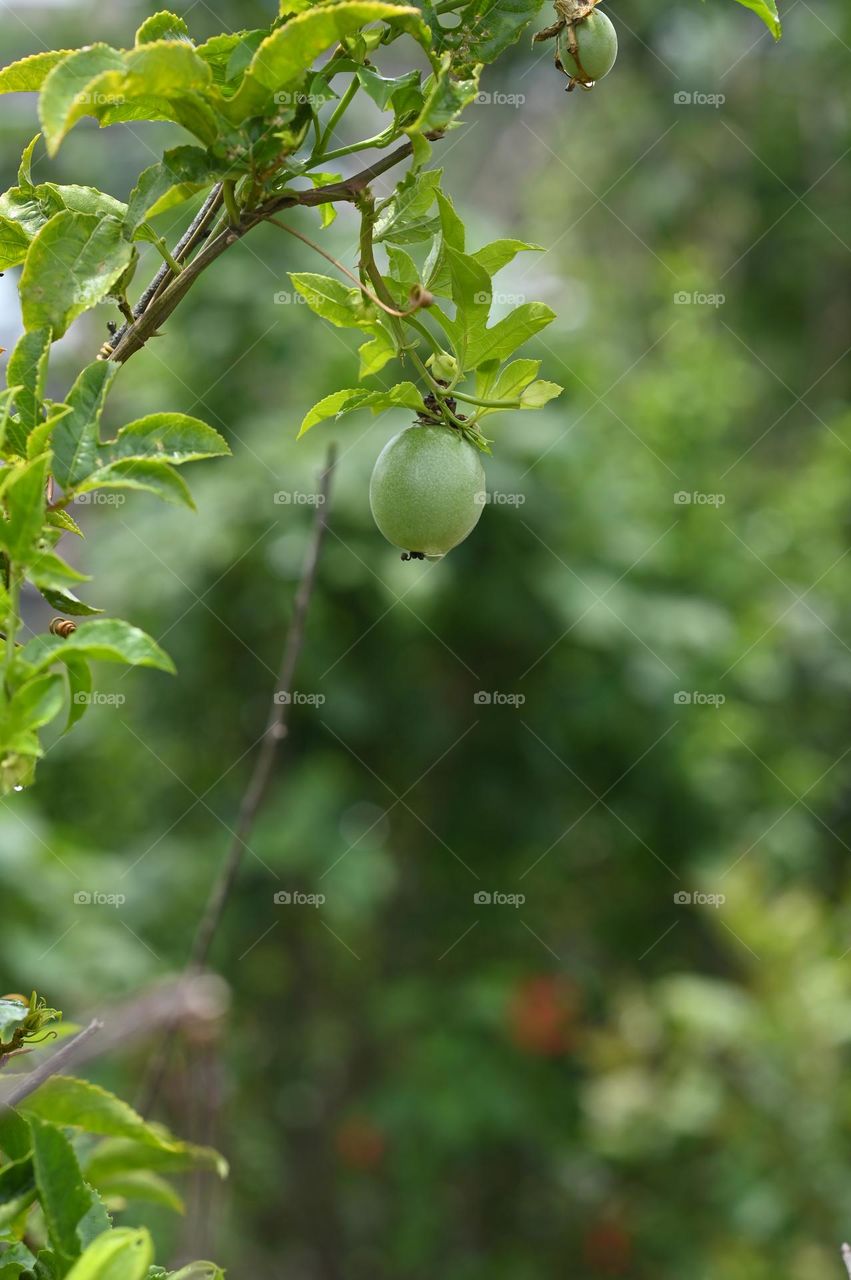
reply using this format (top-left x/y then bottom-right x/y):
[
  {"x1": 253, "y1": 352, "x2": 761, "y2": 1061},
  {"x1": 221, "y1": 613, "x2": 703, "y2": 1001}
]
[
  {"x1": 559, "y1": 8, "x2": 617, "y2": 84},
  {"x1": 369, "y1": 425, "x2": 486, "y2": 557}
]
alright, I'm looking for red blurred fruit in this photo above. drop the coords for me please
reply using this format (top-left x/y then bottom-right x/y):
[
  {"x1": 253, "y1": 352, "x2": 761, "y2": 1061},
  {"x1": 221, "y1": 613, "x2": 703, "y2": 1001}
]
[
  {"x1": 508, "y1": 975, "x2": 580, "y2": 1056},
  {"x1": 582, "y1": 1219, "x2": 633, "y2": 1275},
  {"x1": 335, "y1": 1117, "x2": 386, "y2": 1172}
]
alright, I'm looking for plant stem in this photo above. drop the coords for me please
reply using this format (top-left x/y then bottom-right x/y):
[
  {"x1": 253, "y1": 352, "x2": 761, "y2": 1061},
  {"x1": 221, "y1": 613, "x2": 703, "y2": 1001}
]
[
  {"x1": 138, "y1": 446, "x2": 336, "y2": 1114},
  {"x1": 5, "y1": 569, "x2": 19, "y2": 686},
  {"x1": 315, "y1": 76, "x2": 359, "y2": 160},
  {"x1": 222, "y1": 179, "x2": 240, "y2": 227},
  {"x1": 317, "y1": 129, "x2": 397, "y2": 165},
  {"x1": 149, "y1": 233, "x2": 183, "y2": 276}
]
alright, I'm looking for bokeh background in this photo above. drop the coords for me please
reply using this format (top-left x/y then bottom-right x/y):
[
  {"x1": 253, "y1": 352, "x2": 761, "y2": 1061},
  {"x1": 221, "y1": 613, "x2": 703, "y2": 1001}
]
[{"x1": 2, "y1": 0, "x2": 851, "y2": 1276}]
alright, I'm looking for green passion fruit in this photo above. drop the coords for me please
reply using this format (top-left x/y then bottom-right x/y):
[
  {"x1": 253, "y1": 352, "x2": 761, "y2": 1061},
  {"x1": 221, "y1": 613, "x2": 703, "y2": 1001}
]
[
  {"x1": 558, "y1": 8, "x2": 618, "y2": 84},
  {"x1": 369, "y1": 425, "x2": 486, "y2": 558}
]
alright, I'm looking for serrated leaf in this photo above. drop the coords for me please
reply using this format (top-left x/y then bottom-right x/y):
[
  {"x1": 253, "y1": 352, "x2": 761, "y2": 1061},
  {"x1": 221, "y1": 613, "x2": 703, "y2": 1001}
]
[
  {"x1": 6, "y1": 327, "x2": 52, "y2": 448},
  {"x1": 520, "y1": 378, "x2": 562, "y2": 408},
  {"x1": 373, "y1": 168, "x2": 441, "y2": 243},
  {"x1": 103, "y1": 414, "x2": 230, "y2": 466},
  {"x1": 126, "y1": 148, "x2": 216, "y2": 235},
  {"x1": 0, "y1": 453, "x2": 49, "y2": 561},
  {"x1": 74, "y1": 460, "x2": 195, "y2": 509},
  {"x1": 29, "y1": 1117, "x2": 102, "y2": 1262},
  {"x1": 38, "y1": 45, "x2": 126, "y2": 155},
  {"x1": 20, "y1": 213, "x2": 133, "y2": 338},
  {"x1": 0, "y1": 51, "x2": 77, "y2": 95},
  {"x1": 52, "y1": 361, "x2": 118, "y2": 489},
  {"x1": 473, "y1": 238, "x2": 544, "y2": 277},
  {"x1": 26, "y1": 551, "x2": 90, "y2": 592},
  {"x1": 64, "y1": 1229, "x2": 152, "y2": 1280},
  {"x1": 0, "y1": 217, "x2": 30, "y2": 270},
  {"x1": 436, "y1": 0, "x2": 545, "y2": 67},
  {"x1": 18, "y1": 621, "x2": 176, "y2": 677},
  {"x1": 136, "y1": 11, "x2": 192, "y2": 44},
  {"x1": 84, "y1": 1136, "x2": 227, "y2": 1184},
  {"x1": 409, "y1": 55, "x2": 479, "y2": 133},
  {"x1": 227, "y1": 3, "x2": 430, "y2": 121},
  {"x1": 358, "y1": 326, "x2": 397, "y2": 378},
  {"x1": 464, "y1": 301, "x2": 556, "y2": 369}
]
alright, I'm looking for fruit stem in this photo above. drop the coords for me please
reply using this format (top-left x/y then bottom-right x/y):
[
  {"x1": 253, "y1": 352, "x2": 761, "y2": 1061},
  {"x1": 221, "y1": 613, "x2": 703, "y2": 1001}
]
[{"x1": 314, "y1": 77, "x2": 360, "y2": 161}]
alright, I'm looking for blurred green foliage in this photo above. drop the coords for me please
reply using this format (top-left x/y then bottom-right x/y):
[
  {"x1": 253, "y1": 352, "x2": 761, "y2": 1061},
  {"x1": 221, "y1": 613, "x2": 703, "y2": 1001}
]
[{"x1": 1, "y1": 0, "x2": 850, "y2": 1277}]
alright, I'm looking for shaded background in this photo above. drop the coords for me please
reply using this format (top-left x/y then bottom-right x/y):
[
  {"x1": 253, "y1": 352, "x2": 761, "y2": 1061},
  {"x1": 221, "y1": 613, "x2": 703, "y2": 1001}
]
[{"x1": 2, "y1": 0, "x2": 851, "y2": 1276}]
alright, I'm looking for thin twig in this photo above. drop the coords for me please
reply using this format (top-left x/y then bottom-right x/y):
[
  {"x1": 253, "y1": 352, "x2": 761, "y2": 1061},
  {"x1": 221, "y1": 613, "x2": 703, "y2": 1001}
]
[
  {"x1": 139, "y1": 446, "x2": 337, "y2": 1112},
  {"x1": 109, "y1": 137, "x2": 442, "y2": 365},
  {"x1": 0, "y1": 1020, "x2": 102, "y2": 1106}
]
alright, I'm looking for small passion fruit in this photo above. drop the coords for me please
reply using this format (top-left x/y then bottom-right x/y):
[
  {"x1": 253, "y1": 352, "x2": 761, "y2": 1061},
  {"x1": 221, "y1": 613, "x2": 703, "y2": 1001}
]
[
  {"x1": 369, "y1": 424, "x2": 486, "y2": 558},
  {"x1": 558, "y1": 8, "x2": 618, "y2": 84}
]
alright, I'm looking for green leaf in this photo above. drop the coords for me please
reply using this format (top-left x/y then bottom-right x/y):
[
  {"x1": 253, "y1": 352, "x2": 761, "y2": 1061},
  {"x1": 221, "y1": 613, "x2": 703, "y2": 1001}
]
[
  {"x1": 358, "y1": 326, "x2": 397, "y2": 378},
  {"x1": 0, "y1": 454, "x2": 50, "y2": 561},
  {"x1": 103, "y1": 414, "x2": 230, "y2": 466},
  {"x1": 18, "y1": 620, "x2": 176, "y2": 677},
  {"x1": 26, "y1": 552, "x2": 90, "y2": 592},
  {"x1": 86, "y1": 1169, "x2": 184, "y2": 1214},
  {"x1": 63, "y1": 655, "x2": 92, "y2": 731},
  {"x1": 85, "y1": 1136, "x2": 227, "y2": 1183},
  {"x1": 6, "y1": 327, "x2": 52, "y2": 447},
  {"x1": 409, "y1": 55, "x2": 479, "y2": 133},
  {"x1": 356, "y1": 66, "x2": 421, "y2": 109},
  {"x1": 464, "y1": 301, "x2": 556, "y2": 369},
  {"x1": 298, "y1": 382, "x2": 424, "y2": 436},
  {"x1": 473, "y1": 238, "x2": 544, "y2": 278},
  {"x1": 436, "y1": 0, "x2": 545, "y2": 67},
  {"x1": 52, "y1": 361, "x2": 118, "y2": 489},
  {"x1": 20, "y1": 213, "x2": 133, "y2": 339},
  {"x1": 74, "y1": 460, "x2": 195, "y2": 509},
  {"x1": 3, "y1": 673, "x2": 66, "y2": 741},
  {"x1": 731, "y1": 0, "x2": 781, "y2": 37},
  {"x1": 373, "y1": 169, "x2": 441, "y2": 244},
  {"x1": 520, "y1": 378, "x2": 562, "y2": 408},
  {"x1": 0, "y1": 217, "x2": 30, "y2": 270},
  {"x1": 49, "y1": 185, "x2": 127, "y2": 221},
  {"x1": 227, "y1": 3, "x2": 431, "y2": 121},
  {"x1": 29, "y1": 1117, "x2": 105, "y2": 1262},
  {"x1": 0, "y1": 184, "x2": 65, "y2": 240},
  {"x1": 0, "y1": 51, "x2": 77, "y2": 95},
  {"x1": 289, "y1": 273, "x2": 378, "y2": 330},
  {"x1": 135, "y1": 11, "x2": 192, "y2": 44},
  {"x1": 64, "y1": 1229, "x2": 152, "y2": 1280},
  {"x1": 126, "y1": 148, "x2": 216, "y2": 235},
  {"x1": 38, "y1": 45, "x2": 126, "y2": 155},
  {"x1": 40, "y1": 587, "x2": 102, "y2": 618},
  {"x1": 17, "y1": 135, "x2": 40, "y2": 189},
  {"x1": 0, "y1": 1106, "x2": 32, "y2": 1161}
]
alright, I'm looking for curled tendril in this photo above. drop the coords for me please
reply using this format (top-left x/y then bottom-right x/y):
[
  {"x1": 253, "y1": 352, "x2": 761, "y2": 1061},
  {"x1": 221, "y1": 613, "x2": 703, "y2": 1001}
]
[{"x1": 0, "y1": 991, "x2": 62, "y2": 1058}]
